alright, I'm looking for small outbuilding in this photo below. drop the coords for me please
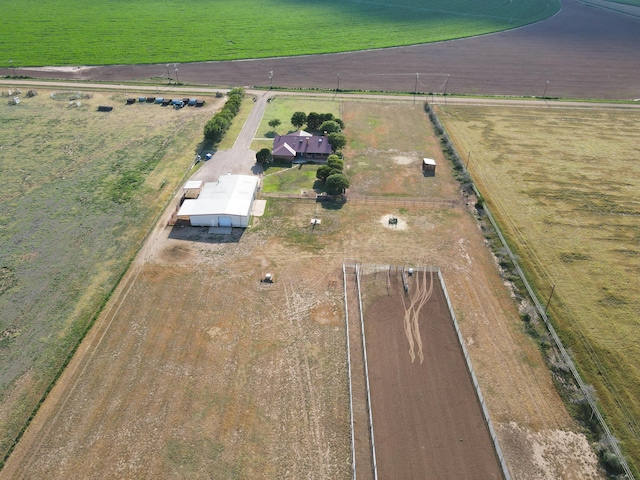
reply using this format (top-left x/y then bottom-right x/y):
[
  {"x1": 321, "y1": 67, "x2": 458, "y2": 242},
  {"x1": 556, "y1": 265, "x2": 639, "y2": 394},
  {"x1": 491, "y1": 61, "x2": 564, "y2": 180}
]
[
  {"x1": 183, "y1": 180, "x2": 203, "y2": 199},
  {"x1": 176, "y1": 174, "x2": 259, "y2": 227},
  {"x1": 422, "y1": 158, "x2": 437, "y2": 174}
]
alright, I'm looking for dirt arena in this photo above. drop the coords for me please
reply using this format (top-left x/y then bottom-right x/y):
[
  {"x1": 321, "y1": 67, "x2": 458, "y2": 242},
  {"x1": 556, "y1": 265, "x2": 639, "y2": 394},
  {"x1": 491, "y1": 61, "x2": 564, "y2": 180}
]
[
  {"x1": 361, "y1": 268, "x2": 503, "y2": 479},
  {"x1": 7, "y1": 0, "x2": 640, "y2": 100}
]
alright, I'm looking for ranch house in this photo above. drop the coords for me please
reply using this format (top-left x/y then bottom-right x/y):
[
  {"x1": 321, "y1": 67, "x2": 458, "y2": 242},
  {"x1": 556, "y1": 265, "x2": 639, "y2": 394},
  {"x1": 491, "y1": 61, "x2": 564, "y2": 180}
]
[{"x1": 272, "y1": 130, "x2": 332, "y2": 163}]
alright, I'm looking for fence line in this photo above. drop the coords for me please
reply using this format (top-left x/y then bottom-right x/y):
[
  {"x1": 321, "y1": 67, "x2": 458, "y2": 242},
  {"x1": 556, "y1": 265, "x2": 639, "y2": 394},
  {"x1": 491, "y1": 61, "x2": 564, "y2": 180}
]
[
  {"x1": 435, "y1": 106, "x2": 634, "y2": 479},
  {"x1": 342, "y1": 263, "x2": 357, "y2": 480},
  {"x1": 437, "y1": 269, "x2": 512, "y2": 480},
  {"x1": 260, "y1": 192, "x2": 459, "y2": 208},
  {"x1": 355, "y1": 264, "x2": 378, "y2": 480},
  {"x1": 346, "y1": 194, "x2": 458, "y2": 208},
  {"x1": 479, "y1": 204, "x2": 635, "y2": 479}
]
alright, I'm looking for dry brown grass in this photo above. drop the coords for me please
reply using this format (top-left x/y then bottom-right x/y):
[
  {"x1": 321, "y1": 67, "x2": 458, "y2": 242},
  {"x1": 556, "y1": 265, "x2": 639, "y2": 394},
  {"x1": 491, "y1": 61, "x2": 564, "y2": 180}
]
[
  {"x1": 2, "y1": 100, "x2": 603, "y2": 479},
  {"x1": 440, "y1": 104, "x2": 640, "y2": 474}
]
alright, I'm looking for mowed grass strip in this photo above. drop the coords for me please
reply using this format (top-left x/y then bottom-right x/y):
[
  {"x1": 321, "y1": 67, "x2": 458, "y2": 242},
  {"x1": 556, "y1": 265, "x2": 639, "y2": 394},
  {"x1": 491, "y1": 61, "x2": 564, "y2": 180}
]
[
  {"x1": 0, "y1": 90, "x2": 220, "y2": 465},
  {"x1": 440, "y1": 105, "x2": 640, "y2": 472},
  {"x1": 1, "y1": 0, "x2": 559, "y2": 67}
]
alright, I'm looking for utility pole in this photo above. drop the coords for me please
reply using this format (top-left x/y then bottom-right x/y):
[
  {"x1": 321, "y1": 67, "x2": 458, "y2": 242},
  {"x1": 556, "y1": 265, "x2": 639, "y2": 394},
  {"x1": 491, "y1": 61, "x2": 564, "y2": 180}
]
[
  {"x1": 444, "y1": 74, "x2": 450, "y2": 104},
  {"x1": 413, "y1": 73, "x2": 419, "y2": 104},
  {"x1": 543, "y1": 80, "x2": 549, "y2": 99},
  {"x1": 337, "y1": 73, "x2": 340, "y2": 91},
  {"x1": 174, "y1": 65, "x2": 179, "y2": 84},
  {"x1": 269, "y1": 70, "x2": 273, "y2": 89}
]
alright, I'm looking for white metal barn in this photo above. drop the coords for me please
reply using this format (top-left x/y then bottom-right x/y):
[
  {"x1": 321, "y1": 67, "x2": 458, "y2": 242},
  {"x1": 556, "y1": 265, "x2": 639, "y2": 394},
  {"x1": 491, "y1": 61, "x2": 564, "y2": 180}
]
[{"x1": 177, "y1": 174, "x2": 259, "y2": 227}]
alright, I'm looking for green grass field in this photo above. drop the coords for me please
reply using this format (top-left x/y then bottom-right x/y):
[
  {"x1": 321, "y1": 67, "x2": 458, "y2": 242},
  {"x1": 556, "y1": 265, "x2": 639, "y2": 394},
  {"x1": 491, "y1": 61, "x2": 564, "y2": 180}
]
[
  {"x1": 0, "y1": 89, "x2": 221, "y2": 465},
  {"x1": 1, "y1": 0, "x2": 559, "y2": 67},
  {"x1": 440, "y1": 105, "x2": 640, "y2": 473}
]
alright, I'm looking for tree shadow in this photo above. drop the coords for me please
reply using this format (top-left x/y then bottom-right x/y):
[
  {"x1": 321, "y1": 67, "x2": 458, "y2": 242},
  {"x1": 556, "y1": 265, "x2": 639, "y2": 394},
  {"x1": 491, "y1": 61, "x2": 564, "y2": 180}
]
[
  {"x1": 194, "y1": 138, "x2": 218, "y2": 157},
  {"x1": 318, "y1": 197, "x2": 346, "y2": 210}
]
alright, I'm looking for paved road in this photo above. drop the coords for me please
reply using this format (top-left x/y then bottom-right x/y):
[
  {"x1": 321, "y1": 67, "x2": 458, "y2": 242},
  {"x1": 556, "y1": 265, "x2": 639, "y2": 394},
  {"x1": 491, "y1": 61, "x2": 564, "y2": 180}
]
[{"x1": 2, "y1": 79, "x2": 640, "y2": 110}]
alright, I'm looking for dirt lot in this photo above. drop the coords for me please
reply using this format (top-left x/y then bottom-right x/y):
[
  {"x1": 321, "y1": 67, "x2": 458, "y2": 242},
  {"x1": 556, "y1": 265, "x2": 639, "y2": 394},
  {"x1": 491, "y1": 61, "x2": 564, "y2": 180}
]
[
  {"x1": 1, "y1": 100, "x2": 603, "y2": 479},
  {"x1": 362, "y1": 268, "x2": 502, "y2": 479},
  {"x1": 7, "y1": 0, "x2": 640, "y2": 100}
]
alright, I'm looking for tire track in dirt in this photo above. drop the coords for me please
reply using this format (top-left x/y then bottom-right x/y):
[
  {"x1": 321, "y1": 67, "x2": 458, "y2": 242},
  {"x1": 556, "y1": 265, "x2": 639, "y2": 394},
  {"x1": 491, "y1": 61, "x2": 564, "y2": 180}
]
[
  {"x1": 283, "y1": 283, "x2": 327, "y2": 479},
  {"x1": 399, "y1": 268, "x2": 434, "y2": 364}
]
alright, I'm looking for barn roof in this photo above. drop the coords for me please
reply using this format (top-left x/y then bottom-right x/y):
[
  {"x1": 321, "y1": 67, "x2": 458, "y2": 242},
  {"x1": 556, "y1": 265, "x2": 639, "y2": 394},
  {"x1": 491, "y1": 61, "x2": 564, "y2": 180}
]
[
  {"x1": 177, "y1": 175, "x2": 258, "y2": 218},
  {"x1": 183, "y1": 180, "x2": 203, "y2": 190}
]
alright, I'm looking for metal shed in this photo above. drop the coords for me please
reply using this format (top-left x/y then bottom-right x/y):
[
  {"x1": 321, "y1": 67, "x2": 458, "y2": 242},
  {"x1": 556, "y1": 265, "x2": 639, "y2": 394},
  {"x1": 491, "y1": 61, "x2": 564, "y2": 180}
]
[
  {"x1": 422, "y1": 158, "x2": 437, "y2": 173},
  {"x1": 176, "y1": 175, "x2": 259, "y2": 227}
]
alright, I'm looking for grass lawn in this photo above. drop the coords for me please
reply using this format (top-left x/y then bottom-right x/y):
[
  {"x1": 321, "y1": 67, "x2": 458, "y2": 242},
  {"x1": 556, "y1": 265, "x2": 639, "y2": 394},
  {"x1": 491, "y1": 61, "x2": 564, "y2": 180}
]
[
  {"x1": 0, "y1": 89, "x2": 218, "y2": 466},
  {"x1": 343, "y1": 101, "x2": 459, "y2": 198},
  {"x1": 1, "y1": 0, "x2": 559, "y2": 67},
  {"x1": 440, "y1": 104, "x2": 640, "y2": 473},
  {"x1": 262, "y1": 164, "x2": 322, "y2": 194}
]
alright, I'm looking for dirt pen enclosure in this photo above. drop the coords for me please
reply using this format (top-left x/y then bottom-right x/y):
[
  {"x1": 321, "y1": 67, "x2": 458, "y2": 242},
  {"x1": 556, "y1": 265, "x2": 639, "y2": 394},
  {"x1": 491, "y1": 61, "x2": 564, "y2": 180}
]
[{"x1": 346, "y1": 264, "x2": 504, "y2": 479}]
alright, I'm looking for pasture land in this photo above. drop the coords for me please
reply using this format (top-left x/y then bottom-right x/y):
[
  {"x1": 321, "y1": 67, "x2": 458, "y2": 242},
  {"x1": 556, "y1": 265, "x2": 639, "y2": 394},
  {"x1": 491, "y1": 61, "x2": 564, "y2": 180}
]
[
  {"x1": 440, "y1": 105, "x2": 640, "y2": 473},
  {"x1": 1, "y1": 0, "x2": 559, "y2": 67},
  {"x1": 0, "y1": 89, "x2": 223, "y2": 466},
  {"x1": 2, "y1": 99, "x2": 601, "y2": 479}
]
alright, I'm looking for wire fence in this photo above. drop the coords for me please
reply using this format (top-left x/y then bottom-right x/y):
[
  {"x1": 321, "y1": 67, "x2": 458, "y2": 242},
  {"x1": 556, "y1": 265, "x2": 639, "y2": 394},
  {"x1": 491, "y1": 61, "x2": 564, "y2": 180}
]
[
  {"x1": 260, "y1": 192, "x2": 459, "y2": 208},
  {"x1": 480, "y1": 204, "x2": 635, "y2": 479},
  {"x1": 342, "y1": 264, "x2": 357, "y2": 480},
  {"x1": 345, "y1": 194, "x2": 458, "y2": 208},
  {"x1": 346, "y1": 262, "x2": 509, "y2": 479},
  {"x1": 433, "y1": 107, "x2": 635, "y2": 479}
]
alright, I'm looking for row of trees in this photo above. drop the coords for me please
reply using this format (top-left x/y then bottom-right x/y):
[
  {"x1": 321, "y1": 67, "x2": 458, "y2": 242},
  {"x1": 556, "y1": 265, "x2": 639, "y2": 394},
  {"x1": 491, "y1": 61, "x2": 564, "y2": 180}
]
[
  {"x1": 317, "y1": 154, "x2": 349, "y2": 195},
  {"x1": 203, "y1": 87, "x2": 245, "y2": 143},
  {"x1": 291, "y1": 111, "x2": 344, "y2": 133}
]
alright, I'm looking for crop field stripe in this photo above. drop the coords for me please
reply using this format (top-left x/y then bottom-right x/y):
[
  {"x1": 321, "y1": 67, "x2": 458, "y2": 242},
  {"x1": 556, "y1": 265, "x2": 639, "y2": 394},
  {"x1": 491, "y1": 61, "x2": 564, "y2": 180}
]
[
  {"x1": 342, "y1": 263, "x2": 358, "y2": 479},
  {"x1": 437, "y1": 268, "x2": 511, "y2": 480},
  {"x1": 473, "y1": 186, "x2": 636, "y2": 479},
  {"x1": 1, "y1": 0, "x2": 559, "y2": 67},
  {"x1": 355, "y1": 264, "x2": 379, "y2": 480}
]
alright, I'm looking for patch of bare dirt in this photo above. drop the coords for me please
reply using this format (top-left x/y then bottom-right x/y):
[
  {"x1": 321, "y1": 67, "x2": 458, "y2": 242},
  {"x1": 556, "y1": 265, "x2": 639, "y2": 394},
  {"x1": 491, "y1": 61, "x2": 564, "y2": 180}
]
[
  {"x1": 379, "y1": 214, "x2": 407, "y2": 230},
  {"x1": 498, "y1": 422, "x2": 602, "y2": 480}
]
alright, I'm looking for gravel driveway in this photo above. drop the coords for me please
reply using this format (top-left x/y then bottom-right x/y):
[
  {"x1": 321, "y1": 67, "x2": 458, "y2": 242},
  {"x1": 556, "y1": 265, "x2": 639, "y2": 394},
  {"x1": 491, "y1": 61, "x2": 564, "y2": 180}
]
[{"x1": 190, "y1": 91, "x2": 274, "y2": 183}]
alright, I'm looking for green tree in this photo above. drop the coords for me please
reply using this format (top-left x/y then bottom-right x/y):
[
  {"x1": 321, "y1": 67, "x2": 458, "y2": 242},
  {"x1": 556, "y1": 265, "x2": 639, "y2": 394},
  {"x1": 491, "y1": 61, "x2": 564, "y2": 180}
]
[
  {"x1": 291, "y1": 111, "x2": 307, "y2": 129},
  {"x1": 306, "y1": 112, "x2": 322, "y2": 130},
  {"x1": 327, "y1": 156, "x2": 344, "y2": 171},
  {"x1": 204, "y1": 116, "x2": 230, "y2": 142},
  {"x1": 256, "y1": 148, "x2": 272, "y2": 166},
  {"x1": 316, "y1": 165, "x2": 333, "y2": 182},
  {"x1": 325, "y1": 173, "x2": 350, "y2": 195},
  {"x1": 320, "y1": 120, "x2": 340, "y2": 134},
  {"x1": 327, "y1": 133, "x2": 346, "y2": 151},
  {"x1": 334, "y1": 118, "x2": 345, "y2": 129},
  {"x1": 268, "y1": 118, "x2": 281, "y2": 131}
]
